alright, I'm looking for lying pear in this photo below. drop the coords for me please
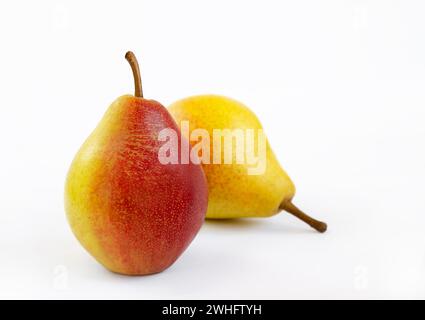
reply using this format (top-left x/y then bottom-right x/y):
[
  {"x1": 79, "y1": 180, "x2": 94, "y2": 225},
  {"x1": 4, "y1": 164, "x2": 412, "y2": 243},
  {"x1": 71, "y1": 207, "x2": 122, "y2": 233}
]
[
  {"x1": 168, "y1": 95, "x2": 327, "y2": 233},
  {"x1": 65, "y1": 52, "x2": 208, "y2": 275}
]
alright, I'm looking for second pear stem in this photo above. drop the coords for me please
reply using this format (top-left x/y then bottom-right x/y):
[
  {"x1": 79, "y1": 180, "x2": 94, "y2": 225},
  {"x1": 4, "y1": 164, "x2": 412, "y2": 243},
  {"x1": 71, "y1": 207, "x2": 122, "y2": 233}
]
[{"x1": 280, "y1": 201, "x2": 327, "y2": 233}]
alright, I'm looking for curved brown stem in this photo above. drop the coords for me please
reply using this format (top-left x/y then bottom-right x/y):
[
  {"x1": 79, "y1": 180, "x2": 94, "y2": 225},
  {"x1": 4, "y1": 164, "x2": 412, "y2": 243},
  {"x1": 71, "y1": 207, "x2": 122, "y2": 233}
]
[
  {"x1": 125, "y1": 51, "x2": 143, "y2": 98},
  {"x1": 280, "y1": 201, "x2": 327, "y2": 233}
]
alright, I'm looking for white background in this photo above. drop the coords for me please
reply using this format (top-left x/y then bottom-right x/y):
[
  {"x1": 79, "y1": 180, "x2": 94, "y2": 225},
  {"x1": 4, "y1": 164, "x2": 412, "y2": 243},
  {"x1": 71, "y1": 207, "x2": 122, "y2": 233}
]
[{"x1": 0, "y1": 0, "x2": 424, "y2": 299}]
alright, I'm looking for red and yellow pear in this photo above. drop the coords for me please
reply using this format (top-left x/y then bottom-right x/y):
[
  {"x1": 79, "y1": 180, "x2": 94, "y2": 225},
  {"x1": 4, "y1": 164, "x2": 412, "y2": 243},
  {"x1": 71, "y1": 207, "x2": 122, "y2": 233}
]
[{"x1": 65, "y1": 52, "x2": 208, "y2": 275}]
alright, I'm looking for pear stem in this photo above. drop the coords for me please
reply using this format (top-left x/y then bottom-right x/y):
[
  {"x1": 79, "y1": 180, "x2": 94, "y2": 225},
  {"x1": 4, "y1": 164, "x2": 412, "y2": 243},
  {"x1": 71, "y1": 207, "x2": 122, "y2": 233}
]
[
  {"x1": 125, "y1": 51, "x2": 143, "y2": 98},
  {"x1": 280, "y1": 201, "x2": 327, "y2": 233}
]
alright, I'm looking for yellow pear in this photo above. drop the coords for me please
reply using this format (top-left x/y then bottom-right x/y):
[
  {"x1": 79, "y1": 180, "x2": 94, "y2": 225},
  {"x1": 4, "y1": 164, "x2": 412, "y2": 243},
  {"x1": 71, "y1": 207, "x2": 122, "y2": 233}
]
[{"x1": 168, "y1": 95, "x2": 327, "y2": 232}]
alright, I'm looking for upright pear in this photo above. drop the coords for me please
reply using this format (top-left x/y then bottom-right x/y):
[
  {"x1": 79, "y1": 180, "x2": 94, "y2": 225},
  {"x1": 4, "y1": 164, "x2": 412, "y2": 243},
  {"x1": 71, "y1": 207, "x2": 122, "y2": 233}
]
[
  {"x1": 65, "y1": 53, "x2": 208, "y2": 275},
  {"x1": 168, "y1": 95, "x2": 327, "y2": 233}
]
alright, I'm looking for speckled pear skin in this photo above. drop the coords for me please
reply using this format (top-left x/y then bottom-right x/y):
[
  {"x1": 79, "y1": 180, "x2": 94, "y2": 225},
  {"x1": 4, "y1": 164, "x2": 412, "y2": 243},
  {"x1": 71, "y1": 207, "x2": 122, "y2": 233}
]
[
  {"x1": 65, "y1": 95, "x2": 208, "y2": 275},
  {"x1": 168, "y1": 95, "x2": 296, "y2": 219}
]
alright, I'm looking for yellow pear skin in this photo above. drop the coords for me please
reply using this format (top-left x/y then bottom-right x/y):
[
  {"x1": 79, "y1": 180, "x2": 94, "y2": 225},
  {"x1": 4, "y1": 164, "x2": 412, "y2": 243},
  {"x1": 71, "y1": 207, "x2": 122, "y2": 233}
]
[{"x1": 169, "y1": 95, "x2": 327, "y2": 232}]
